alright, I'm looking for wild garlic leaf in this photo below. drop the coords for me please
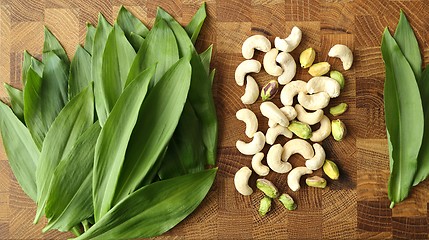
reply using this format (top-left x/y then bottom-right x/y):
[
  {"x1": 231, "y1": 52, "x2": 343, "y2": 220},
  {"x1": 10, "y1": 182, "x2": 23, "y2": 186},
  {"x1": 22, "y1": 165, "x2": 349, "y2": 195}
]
[
  {"x1": 129, "y1": 32, "x2": 144, "y2": 51},
  {"x1": 84, "y1": 23, "x2": 96, "y2": 54},
  {"x1": 381, "y1": 29, "x2": 424, "y2": 208},
  {"x1": 35, "y1": 85, "x2": 94, "y2": 223},
  {"x1": 0, "y1": 102, "x2": 39, "y2": 201},
  {"x1": 116, "y1": 6, "x2": 149, "y2": 50},
  {"x1": 93, "y1": 66, "x2": 155, "y2": 221},
  {"x1": 43, "y1": 27, "x2": 70, "y2": 65},
  {"x1": 22, "y1": 51, "x2": 43, "y2": 85},
  {"x1": 75, "y1": 169, "x2": 217, "y2": 240},
  {"x1": 185, "y1": 2, "x2": 207, "y2": 44},
  {"x1": 4, "y1": 83, "x2": 24, "y2": 122},
  {"x1": 69, "y1": 46, "x2": 92, "y2": 99},
  {"x1": 200, "y1": 44, "x2": 213, "y2": 76}
]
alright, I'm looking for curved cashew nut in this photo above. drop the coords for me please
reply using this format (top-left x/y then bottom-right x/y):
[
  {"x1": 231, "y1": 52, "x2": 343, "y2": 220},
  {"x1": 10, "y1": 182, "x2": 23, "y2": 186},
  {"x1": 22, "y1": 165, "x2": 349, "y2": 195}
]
[
  {"x1": 274, "y1": 26, "x2": 302, "y2": 53},
  {"x1": 242, "y1": 35, "x2": 271, "y2": 59},
  {"x1": 263, "y1": 48, "x2": 283, "y2": 76},
  {"x1": 310, "y1": 115, "x2": 331, "y2": 142},
  {"x1": 234, "y1": 166, "x2": 253, "y2": 195},
  {"x1": 295, "y1": 104, "x2": 324, "y2": 125},
  {"x1": 268, "y1": 106, "x2": 297, "y2": 128},
  {"x1": 307, "y1": 76, "x2": 341, "y2": 98},
  {"x1": 287, "y1": 167, "x2": 313, "y2": 191},
  {"x1": 267, "y1": 144, "x2": 292, "y2": 173},
  {"x1": 305, "y1": 143, "x2": 326, "y2": 170},
  {"x1": 260, "y1": 101, "x2": 289, "y2": 127},
  {"x1": 266, "y1": 125, "x2": 293, "y2": 145},
  {"x1": 282, "y1": 139, "x2": 314, "y2": 162},
  {"x1": 280, "y1": 80, "x2": 307, "y2": 106},
  {"x1": 236, "y1": 131, "x2": 265, "y2": 155},
  {"x1": 297, "y1": 92, "x2": 330, "y2": 111},
  {"x1": 276, "y1": 52, "x2": 296, "y2": 85},
  {"x1": 235, "y1": 60, "x2": 261, "y2": 86},
  {"x1": 328, "y1": 44, "x2": 353, "y2": 70},
  {"x1": 251, "y1": 152, "x2": 270, "y2": 176},
  {"x1": 241, "y1": 76, "x2": 259, "y2": 104},
  {"x1": 236, "y1": 108, "x2": 258, "y2": 138}
]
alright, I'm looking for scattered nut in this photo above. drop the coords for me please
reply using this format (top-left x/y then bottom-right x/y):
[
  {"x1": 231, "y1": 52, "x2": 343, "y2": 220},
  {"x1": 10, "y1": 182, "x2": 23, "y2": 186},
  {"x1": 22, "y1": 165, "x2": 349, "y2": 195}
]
[
  {"x1": 278, "y1": 193, "x2": 297, "y2": 210},
  {"x1": 236, "y1": 108, "x2": 258, "y2": 138},
  {"x1": 242, "y1": 35, "x2": 271, "y2": 59},
  {"x1": 234, "y1": 166, "x2": 253, "y2": 195},
  {"x1": 331, "y1": 119, "x2": 347, "y2": 141},
  {"x1": 288, "y1": 167, "x2": 313, "y2": 191},
  {"x1": 306, "y1": 76, "x2": 341, "y2": 98},
  {"x1": 266, "y1": 125, "x2": 293, "y2": 145},
  {"x1": 260, "y1": 101, "x2": 289, "y2": 127},
  {"x1": 305, "y1": 143, "x2": 326, "y2": 170},
  {"x1": 267, "y1": 144, "x2": 292, "y2": 174},
  {"x1": 328, "y1": 44, "x2": 353, "y2": 70},
  {"x1": 276, "y1": 51, "x2": 297, "y2": 85},
  {"x1": 298, "y1": 92, "x2": 330, "y2": 111},
  {"x1": 235, "y1": 59, "x2": 261, "y2": 86},
  {"x1": 308, "y1": 62, "x2": 331, "y2": 77},
  {"x1": 300, "y1": 47, "x2": 316, "y2": 68},
  {"x1": 310, "y1": 115, "x2": 331, "y2": 142},
  {"x1": 259, "y1": 196, "x2": 272, "y2": 217},
  {"x1": 261, "y1": 80, "x2": 279, "y2": 101},
  {"x1": 241, "y1": 75, "x2": 259, "y2": 104},
  {"x1": 236, "y1": 131, "x2": 265, "y2": 155},
  {"x1": 280, "y1": 80, "x2": 307, "y2": 106},
  {"x1": 287, "y1": 120, "x2": 312, "y2": 139},
  {"x1": 323, "y1": 159, "x2": 340, "y2": 180},
  {"x1": 306, "y1": 176, "x2": 327, "y2": 188},
  {"x1": 330, "y1": 70, "x2": 345, "y2": 89},
  {"x1": 275, "y1": 26, "x2": 302, "y2": 53},
  {"x1": 330, "y1": 103, "x2": 348, "y2": 116},
  {"x1": 295, "y1": 104, "x2": 324, "y2": 125},
  {"x1": 256, "y1": 179, "x2": 279, "y2": 198},
  {"x1": 282, "y1": 139, "x2": 315, "y2": 162},
  {"x1": 280, "y1": 106, "x2": 298, "y2": 121},
  {"x1": 252, "y1": 153, "x2": 270, "y2": 176},
  {"x1": 263, "y1": 48, "x2": 283, "y2": 76}
]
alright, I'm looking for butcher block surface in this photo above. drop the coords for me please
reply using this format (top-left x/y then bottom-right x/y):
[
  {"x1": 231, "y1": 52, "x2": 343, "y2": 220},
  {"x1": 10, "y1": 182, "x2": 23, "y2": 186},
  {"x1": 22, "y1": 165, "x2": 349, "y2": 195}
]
[{"x1": 1, "y1": 0, "x2": 429, "y2": 239}]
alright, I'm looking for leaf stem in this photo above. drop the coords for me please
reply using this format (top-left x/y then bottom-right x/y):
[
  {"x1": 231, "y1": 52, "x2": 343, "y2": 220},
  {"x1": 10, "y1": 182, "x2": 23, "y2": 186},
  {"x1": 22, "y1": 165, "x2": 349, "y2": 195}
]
[
  {"x1": 82, "y1": 220, "x2": 90, "y2": 232},
  {"x1": 71, "y1": 226, "x2": 82, "y2": 237}
]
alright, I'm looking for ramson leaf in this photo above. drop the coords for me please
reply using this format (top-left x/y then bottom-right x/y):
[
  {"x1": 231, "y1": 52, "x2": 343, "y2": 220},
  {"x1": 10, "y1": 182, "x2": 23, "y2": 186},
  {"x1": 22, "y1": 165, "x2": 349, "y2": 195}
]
[
  {"x1": 4, "y1": 83, "x2": 24, "y2": 122},
  {"x1": 116, "y1": 6, "x2": 149, "y2": 50},
  {"x1": 84, "y1": 23, "x2": 96, "y2": 54},
  {"x1": 185, "y1": 3, "x2": 207, "y2": 44},
  {"x1": 68, "y1": 46, "x2": 92, "y2": 99}
]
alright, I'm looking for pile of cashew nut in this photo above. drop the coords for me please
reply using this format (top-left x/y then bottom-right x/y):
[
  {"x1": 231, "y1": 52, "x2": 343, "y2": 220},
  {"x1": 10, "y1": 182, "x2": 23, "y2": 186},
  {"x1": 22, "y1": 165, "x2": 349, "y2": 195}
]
[{"x1": 233, "y1": 26, "x2": 352, "y2": 215}]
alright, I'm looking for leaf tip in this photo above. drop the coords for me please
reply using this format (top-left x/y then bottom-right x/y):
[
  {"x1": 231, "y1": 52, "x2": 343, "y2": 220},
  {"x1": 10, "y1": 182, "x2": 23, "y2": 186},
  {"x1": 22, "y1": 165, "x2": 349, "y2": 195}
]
[{"x1": 390, "y1": 201, "x2": 395, "y2": 209}]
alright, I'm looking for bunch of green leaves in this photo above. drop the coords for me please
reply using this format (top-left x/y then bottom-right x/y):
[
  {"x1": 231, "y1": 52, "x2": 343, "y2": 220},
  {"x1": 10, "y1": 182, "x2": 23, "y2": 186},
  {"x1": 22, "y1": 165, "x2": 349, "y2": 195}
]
[
  {"x1": 381, "y1": 10, "x2": 429, "y2": 208},
  {"x1": 0, "y1": 3, "x2": 217, "y2": 238}
]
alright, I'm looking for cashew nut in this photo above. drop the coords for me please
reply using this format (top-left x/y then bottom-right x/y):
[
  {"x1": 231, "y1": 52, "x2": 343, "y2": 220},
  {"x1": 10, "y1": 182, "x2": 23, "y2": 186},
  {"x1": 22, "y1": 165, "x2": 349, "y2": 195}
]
[
  {"x1": 267, "y1": 144, "x2": 292, "y2": 174},
  {"x1": 295, "y1": 104, "x2": 324, "y2": 125},
  {"x1": 307, "y1": 76, "x2": 341, "y2": 98},
  {"x1": 310, "y1": 115, "x2": 331, "y2": 142},
  {"x1": 242, "y1": 35, "x2": 271, "y2": 59},
  {"x1": 274, "y1": 26, "x2": 302, "y2": 53},
  {"x1": 328, "y1": 44, "x2": 353, "y2": 70},
  {"x1": 234, "y1": 166, "x2": 253, "y2": 195},
  {"x1": 266, "y1": 125, "x2": 293, "y2": 145},
  {"x1": 235, "y1": 60, "x2": 261, "y2": 86},
  {"x1": 252, "y1": 153, "x2": 270, "y2": 176},
  {"x1": 282, "y1": 139, "x2": 315, "y2": 162},
  {"x1": 236, "y1": 108, "x2": 258, "y2": 138},
  {"x1": 260, "y1": 101, "x2": 289, "y2": 127},
  {"x1": 287, "y1": 167, "x2": 313, "y2": 191},
  {"x1": 280, "y1": 80, "x2": 307, "y2": 106},
  {"x1": 305, "y1": 143, "x2": 326, "y2": 170},
  {"x1": 241, "y1": 75, "x2": 259, "y2": 104},
  {"x1": 263, "y1": 48, "x2": 283, "y2": 76},
  {"x1": 297, "y1": 92, "x2": 330, "y2": 111},
  {"x1": 276, "y1": 51, "x2": 296, "y2": 85},
  {"x1": 268, "y1": 106, "x2": 297, "y2": 128},
  {"x1": 236, "y1": 131, "x2": 265, "y2": 155}
]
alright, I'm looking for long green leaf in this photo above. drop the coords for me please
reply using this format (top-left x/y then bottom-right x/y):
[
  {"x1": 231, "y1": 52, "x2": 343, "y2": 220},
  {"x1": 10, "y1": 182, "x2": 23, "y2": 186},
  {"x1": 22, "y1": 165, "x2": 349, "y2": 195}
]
[
  {"x1": 4, "y1": 83, "x2": 24, "y2": 122},
  {"x1": 93, "y1": 66, "x2": 155, "y2": 221},
  {"x1": 394, "y1": 10, "x2": 422, "y2": 81},
  {"x1": 44, "y1": 123, "x2": 101, "y2": 232},
  {"x1": 0, "y1": 102, "x2": 39, "y2": 201},
  {"x1": 157, "y1": 8, "x2": 218, "y2": 165},
  {"x1": 113, "y1": 57, "x2": 191, "y2": 204},
  {"x1": 43, "y1": 27, "x2": 70, "y2": 65},
  {"x1": 69, "y1": 46, "x2": 92, "y2": 99},
  {"x1": 35, "y1": 85, "x2": 94, "y2": 223},
  {"x1": 200, "y1": 44, "x2": 213, "y2": 75},
  {"x1": 96, "y1": 23, "x2": 136, "y2": 125},
  {"x1": 76, "y1": 169, "x2": 217, "y2": 240},
  {"x1": 116, "y1": 6, "x2": 149, "y2": 50},
  {"x1": 185, "y1": 3, "x2": 206, "y2": 44},
  {"x1": 92, "y1": 14, "x2": 112, "y2": 127},
  {"x1": 84, "y1": 23, "x2": 96, "y2": 54},
  {"x1": 129, "y1": 32, "x2": 144, "y2": 51},
  {"x1": 24, "y1": 52, "x2": 69, "y2": 150},
  {"x1": 381, "y1": 28, "x2": 424, "y2": 208},
  {"x1": 413, "y1": 66, "x2": 429, "y2": 185},
  {"x1": 22, "y1": 51, "x2": 43, "y2": 85},
  {"x1": 126, "y1": 18, "x2": 179, "y2": 87}
]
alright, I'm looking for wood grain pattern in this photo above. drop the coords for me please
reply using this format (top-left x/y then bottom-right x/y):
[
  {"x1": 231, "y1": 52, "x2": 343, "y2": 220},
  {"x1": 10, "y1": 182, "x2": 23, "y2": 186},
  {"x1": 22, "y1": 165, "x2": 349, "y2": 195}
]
[{"x1": 0, "y1": 0, "x2": 428, "y2": 239}]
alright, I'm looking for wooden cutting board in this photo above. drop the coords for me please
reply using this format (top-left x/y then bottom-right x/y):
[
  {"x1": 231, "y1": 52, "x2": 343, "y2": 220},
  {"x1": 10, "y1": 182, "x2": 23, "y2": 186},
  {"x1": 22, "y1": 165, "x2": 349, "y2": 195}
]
[{"x1": 1, "y1": 0, "x2": 428, "y2": 239}]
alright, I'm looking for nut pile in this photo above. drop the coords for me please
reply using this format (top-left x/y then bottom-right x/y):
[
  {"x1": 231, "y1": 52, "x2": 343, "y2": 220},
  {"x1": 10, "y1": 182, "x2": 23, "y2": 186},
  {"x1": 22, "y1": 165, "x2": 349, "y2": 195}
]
[{"x1": 233, "y1": 26, "x2": 352, "y2": 216}]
